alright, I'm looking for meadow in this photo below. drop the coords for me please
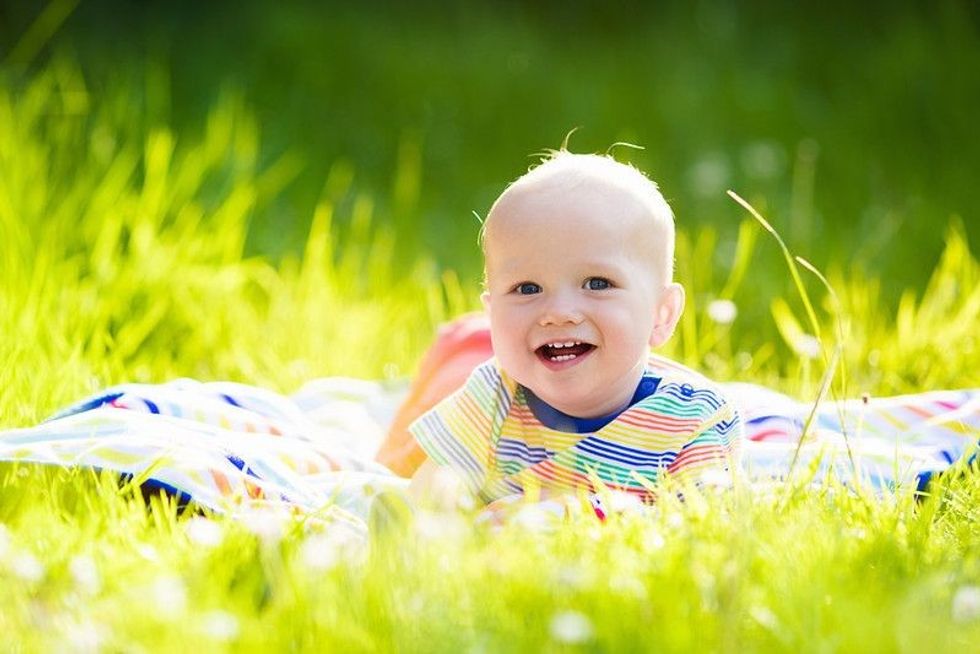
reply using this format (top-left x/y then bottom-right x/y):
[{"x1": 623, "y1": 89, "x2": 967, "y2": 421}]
[{"x1": 1, "y1": 1, "x2": 979, "y2": 651}]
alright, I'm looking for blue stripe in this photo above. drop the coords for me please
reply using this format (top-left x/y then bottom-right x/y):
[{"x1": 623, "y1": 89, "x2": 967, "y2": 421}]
[
  {"x1": 916, "y1": 470, "x2": 933, "y2": 492},
  {"x1": 747, "y1": 414, "x2": 803, "y2": 427},
  {"x1": 496, "y1": 438, "x2": 550, "y2": 465},
  {"x1": 226, "y1": 455, "x2": 264, "y2": 480},
  {"x1": 416, "y1": 414, "x2": 485, "y2": 488},
  {"x1": 143, "y1": 399, "x2": 160, "y2": 414},
  {"x1": 45, "y1": 392, "x2": 124, "y2": 421},
  {"x1": 656, "y1": 385, "x2": 723, "y2": 411},
  {"x1": 575, "y1": 436, "x2": 676, "y2": 467},
  {"x1": 136, "y1": 477, "x2": 195, "y2": 507},
  {"x1": 714, "y1": 417, "x2": 740, "y2": 433},
  {"x1": 221, "y1": 393, "x2": 243, "y2": 408}
]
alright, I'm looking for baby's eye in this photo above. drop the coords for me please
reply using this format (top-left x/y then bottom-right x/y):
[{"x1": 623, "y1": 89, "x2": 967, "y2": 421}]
[
  {"x1": 584, "y1": 277, "x2": 612, "y2": 291},
  {"x1": 515, "y1": 282, "x2": 542, "y2": 295}
]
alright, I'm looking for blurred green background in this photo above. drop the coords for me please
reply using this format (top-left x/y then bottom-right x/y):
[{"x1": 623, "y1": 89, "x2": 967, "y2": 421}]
[{"x1": 2, "y1": 0, "x2": 978, "y2": 301}]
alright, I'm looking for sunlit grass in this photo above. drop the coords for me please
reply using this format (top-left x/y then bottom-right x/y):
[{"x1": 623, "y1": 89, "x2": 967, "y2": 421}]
[{"x1": 1, "y1": 60, "x2": 979, "y2": 651}]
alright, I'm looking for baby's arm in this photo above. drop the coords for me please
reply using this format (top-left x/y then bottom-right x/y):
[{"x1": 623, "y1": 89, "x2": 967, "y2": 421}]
[{"x1": 405, "y1": 359, "x2": 504, "y2": 510}]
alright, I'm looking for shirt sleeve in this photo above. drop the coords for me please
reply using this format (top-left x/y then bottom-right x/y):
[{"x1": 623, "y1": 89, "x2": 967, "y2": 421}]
[
  {"x1": 665, "y1": 389, "x2": 744, "y2": 488},
  {"x1": 408, "y1": 360, "x2": 509, "y2": 496}
]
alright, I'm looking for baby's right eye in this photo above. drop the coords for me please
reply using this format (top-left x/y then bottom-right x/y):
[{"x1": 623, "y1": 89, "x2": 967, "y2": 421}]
[{"x1": 515, "y1": 282, "x2": 541, "y2": 295}]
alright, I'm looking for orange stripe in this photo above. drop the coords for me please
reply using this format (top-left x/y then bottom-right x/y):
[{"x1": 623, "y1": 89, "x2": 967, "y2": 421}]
[
  {"x1": 903, "y1": 404, "x2": 935, "y2": 419},
  {"x1": 210, "y1": 470, "x2": 232, "y2": 496}
]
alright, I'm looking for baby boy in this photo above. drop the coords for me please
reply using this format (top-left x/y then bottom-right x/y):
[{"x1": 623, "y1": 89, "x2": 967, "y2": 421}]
[{"x1": 409, "y1": 150, "x2": 742, "y2": 507}]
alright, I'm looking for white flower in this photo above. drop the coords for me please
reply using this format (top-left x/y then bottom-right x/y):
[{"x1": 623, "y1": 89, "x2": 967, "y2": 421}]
[
  {"x1": 750, "y1": 605, "x2": 780, "y2": 631},
  {"x1": 707, "y1": 299, "x2": 738, "y2": 325},
  {"x1": 512, "y1": 503, "x2": 561, "y2": 533},
  {"x1": 69, "y1": 555, "x2": 101, "y2": 595},
  {"x1": 605, "y1": 490, "x2": 644, "y2": 514},
  {"x1": 151, "y1": 575, "x2": 188, "y2": 618},
  {"x1": 185, "y1": 517, "x2": 224, "y2": 548},
  {"x1": 239, "y1": 509, "x2": 289, "y2": 545},
  {"x1": 62, "y1": 619, "x2": 106, "y2": 653},
  {"x1": 300, "y1": 526, "x2": 364, "y2": 571},
  {"x1": 201, "y1": 610, "x2": 240, "y2": 641},
  {"x1": 300, "y1": 533, "x2": 340, "y2": 572},
  {"x1": 952, "y1": 585, "x2": 980, "y2": 623},
  {"x1": 792, "y1": 334, "x2": 822, "y2": 360},
  {"x1": 645, "y1": 528, "x2": 666, "y2": 551},
  {"x1": 549, "y1": 610, "x2": 594, "y2": 644},
  {"x1": 137, "y1": 544, "x2": 160, "y2": 562},
  {"x1": 11, "y1": 552, "x2": 45, "y2": 583}
]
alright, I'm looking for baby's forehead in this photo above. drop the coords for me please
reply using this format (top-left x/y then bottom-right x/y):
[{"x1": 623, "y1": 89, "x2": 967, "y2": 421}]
[
  {"x1": 491, "y1": 170, "x2": 657, "y2": 234},
  {"x1": 482, "y1": 153, "x2": 675, "y2": 282}
]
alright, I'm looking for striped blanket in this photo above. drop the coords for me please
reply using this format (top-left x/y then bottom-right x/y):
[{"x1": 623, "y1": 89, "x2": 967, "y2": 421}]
[{"x1": 0, "y1": 378, "x2": 976, "y2": 528}]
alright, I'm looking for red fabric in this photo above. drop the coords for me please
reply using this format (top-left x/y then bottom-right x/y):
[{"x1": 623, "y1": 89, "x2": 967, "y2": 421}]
[{"x1": 375, "y1": 313, "x2": 493, "y2": 476}]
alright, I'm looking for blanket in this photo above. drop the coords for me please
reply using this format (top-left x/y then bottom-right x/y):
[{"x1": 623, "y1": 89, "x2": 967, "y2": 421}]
[{"x1": 0, "y1": 378, "x2": 976, "y2": 528}]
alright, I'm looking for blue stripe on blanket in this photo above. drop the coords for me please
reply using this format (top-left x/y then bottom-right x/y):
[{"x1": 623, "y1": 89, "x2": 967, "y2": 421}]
[
  {"x1": 46, "y1": 392, "x2": 124, "y2": 421},
  {"x1": 226, "y1": 455, "x2": 263, "y2": 480},
  {"x1": 221, "y1": 393, "x2": 243, "y2": 408}
]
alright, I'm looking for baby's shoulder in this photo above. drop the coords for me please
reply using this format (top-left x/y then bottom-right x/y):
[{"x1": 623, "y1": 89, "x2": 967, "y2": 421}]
[
  {"x1": 458, "y1": 358, "x2": 524, "y2": 414},
  {"x1": 643, "y1": 353, "x2": 736, "y2": 413}
]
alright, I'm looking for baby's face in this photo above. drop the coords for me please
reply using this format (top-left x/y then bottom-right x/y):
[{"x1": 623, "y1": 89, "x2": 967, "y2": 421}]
[{"x1": 482, "y1": 179, "x2": 676, "y2": 419}]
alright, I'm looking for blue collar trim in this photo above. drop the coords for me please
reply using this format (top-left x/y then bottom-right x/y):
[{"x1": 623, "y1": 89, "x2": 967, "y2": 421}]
[{"x1": 524, "y1": 374, "x2": 661, "y2": 433}]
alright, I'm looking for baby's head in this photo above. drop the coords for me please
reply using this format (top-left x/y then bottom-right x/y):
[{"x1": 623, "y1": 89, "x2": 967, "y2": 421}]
[{"x1": 480, "y1": 150, "x2": 685, "y2": 419}]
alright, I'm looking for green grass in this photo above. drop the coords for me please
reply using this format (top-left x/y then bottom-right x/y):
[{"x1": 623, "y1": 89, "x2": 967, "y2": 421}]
[
  {"x1": 1, "y1": 43, "x2": 980, "y2": 653},
  {"x1": 4, "y1": 0, "x2": 979, "y2": 293}
]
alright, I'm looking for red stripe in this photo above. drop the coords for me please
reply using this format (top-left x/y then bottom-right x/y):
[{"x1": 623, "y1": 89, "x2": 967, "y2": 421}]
[
  {"x1": 618, "y1": 411, "x2": 701, "y2": 433},
  {"x1": 746, "y1": 428, "x2": 797, "y2": 442},
  {"x1": 668, "y1": 445, "x2": 728, "y2": 472},
  {"x1": 534, "y1": 460, "x2": 592, "y2": 490},
  {"x1": 512, "y1": 404, "x2": 535, "y2": 421}
]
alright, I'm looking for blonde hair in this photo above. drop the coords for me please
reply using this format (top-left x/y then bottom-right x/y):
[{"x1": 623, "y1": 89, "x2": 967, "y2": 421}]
[{"x1": 480, "y1": 149, "x2": 676, "y2": 283}]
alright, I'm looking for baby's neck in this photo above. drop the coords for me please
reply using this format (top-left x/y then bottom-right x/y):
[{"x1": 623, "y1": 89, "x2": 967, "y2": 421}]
[{"x1": 524, "y1": 374, "x2": 661, "y2": 434}]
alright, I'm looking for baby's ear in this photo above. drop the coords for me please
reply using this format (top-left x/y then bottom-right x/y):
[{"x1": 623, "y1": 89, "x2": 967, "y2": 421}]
[
  {"x1": 649, "y1": 283, "x2": 685, "y2": 348},
  {"x1": 480, "y1": 291, "x2": 491, "y2": 312}
]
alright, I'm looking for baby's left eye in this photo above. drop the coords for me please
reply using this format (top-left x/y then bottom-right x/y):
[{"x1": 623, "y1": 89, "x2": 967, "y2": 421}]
[{"x1": 584, "y1": 277, "x2": 612, "y2": 291}]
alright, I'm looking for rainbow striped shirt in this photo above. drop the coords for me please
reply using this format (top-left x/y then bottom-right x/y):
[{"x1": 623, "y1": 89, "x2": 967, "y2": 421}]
[{"x1": 410, "y1": 354, "x2": 743, "y2": 505}]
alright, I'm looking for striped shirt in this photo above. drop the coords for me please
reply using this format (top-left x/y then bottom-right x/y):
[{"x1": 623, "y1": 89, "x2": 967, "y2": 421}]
[{"x1": 410, "y1": 355, "x2": 743, "y2": 505}]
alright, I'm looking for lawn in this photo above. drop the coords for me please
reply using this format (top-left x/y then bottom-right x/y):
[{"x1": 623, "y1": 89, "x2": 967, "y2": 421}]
[{"x1": 1, "y1": 2, "x2": 979, "y2": 651}]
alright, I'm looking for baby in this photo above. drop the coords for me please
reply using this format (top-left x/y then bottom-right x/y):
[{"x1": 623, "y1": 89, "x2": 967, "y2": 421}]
[{"x1": 408, "y1": 150, "x2": 742, "y2": 507}]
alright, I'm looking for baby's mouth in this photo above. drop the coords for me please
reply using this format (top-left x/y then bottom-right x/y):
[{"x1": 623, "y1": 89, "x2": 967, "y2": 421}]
[{"x1": 536, "y1": 340, "x2": 596, "y2": 363}]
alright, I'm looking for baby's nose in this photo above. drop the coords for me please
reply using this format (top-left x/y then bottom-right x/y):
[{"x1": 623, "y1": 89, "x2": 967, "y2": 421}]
[{"x1": 538, "y1": 292, "x2": 584, "y2": 326}]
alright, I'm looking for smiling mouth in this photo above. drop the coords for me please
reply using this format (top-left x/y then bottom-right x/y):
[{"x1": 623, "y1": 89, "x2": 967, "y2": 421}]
[{"x1": 535, "y1": 340, "x2": 596, "y2": 363}]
